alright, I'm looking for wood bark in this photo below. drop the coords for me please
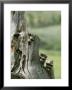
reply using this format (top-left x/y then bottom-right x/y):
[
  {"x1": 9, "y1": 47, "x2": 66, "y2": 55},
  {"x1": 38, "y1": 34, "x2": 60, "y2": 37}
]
[{"x1": 11, "y1": 11, "x2": 54, "y2": 79}]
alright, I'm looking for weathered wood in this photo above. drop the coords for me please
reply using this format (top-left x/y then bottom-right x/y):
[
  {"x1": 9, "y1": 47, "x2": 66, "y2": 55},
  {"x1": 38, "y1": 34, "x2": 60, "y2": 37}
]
[
  {"x1": 11, "y1": 11, "x2": 54, "y2": 79},
  {"x1": 11, "y1": 72, "x2": 25, "y2": 79}
]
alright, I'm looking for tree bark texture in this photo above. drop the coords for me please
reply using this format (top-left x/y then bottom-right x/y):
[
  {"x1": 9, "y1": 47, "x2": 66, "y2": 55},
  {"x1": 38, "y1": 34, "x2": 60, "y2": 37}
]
[{"x1": 11, "y1": 11, "x2": 54, "y2": 79}]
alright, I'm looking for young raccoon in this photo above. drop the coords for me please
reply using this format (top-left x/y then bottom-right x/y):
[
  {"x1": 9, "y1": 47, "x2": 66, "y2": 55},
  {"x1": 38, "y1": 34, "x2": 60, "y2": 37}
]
[
  {"x1": 28, "y1": 33, "x2": 34, "y2": 45},
  {"x1": 39, "y1": 53, "x2": 47, "y2": 66}
]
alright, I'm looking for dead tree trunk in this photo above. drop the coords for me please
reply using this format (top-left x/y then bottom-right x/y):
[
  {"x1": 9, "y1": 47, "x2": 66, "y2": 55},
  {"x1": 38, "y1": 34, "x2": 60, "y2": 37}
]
[{"x1": 11, "y1": 11, "x2": 54, "y2": 79}]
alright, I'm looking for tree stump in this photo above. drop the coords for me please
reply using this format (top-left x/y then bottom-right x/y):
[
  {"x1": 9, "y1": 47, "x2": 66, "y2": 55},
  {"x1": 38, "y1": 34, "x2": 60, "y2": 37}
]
[{"x1": 11, "y1": 11, "x2": 54, "y2": 79}]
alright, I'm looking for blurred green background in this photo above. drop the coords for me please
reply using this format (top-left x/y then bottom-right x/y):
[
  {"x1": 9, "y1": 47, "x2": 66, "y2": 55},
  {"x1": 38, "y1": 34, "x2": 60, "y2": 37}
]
[{"x1": 26, "y1": 11, "x2": 61, "y2": 79}]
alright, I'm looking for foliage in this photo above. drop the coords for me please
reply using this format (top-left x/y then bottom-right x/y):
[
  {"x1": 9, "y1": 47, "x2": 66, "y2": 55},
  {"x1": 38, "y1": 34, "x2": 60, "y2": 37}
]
[{"x1": 26, "y1": 11, "x2": 61, "y2": 28}]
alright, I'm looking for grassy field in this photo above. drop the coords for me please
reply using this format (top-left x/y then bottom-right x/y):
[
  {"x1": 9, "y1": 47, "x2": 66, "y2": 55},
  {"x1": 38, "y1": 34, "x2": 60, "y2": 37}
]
[{"x1": 28, "y1": 25, "x2": 61, "y2": 79}]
